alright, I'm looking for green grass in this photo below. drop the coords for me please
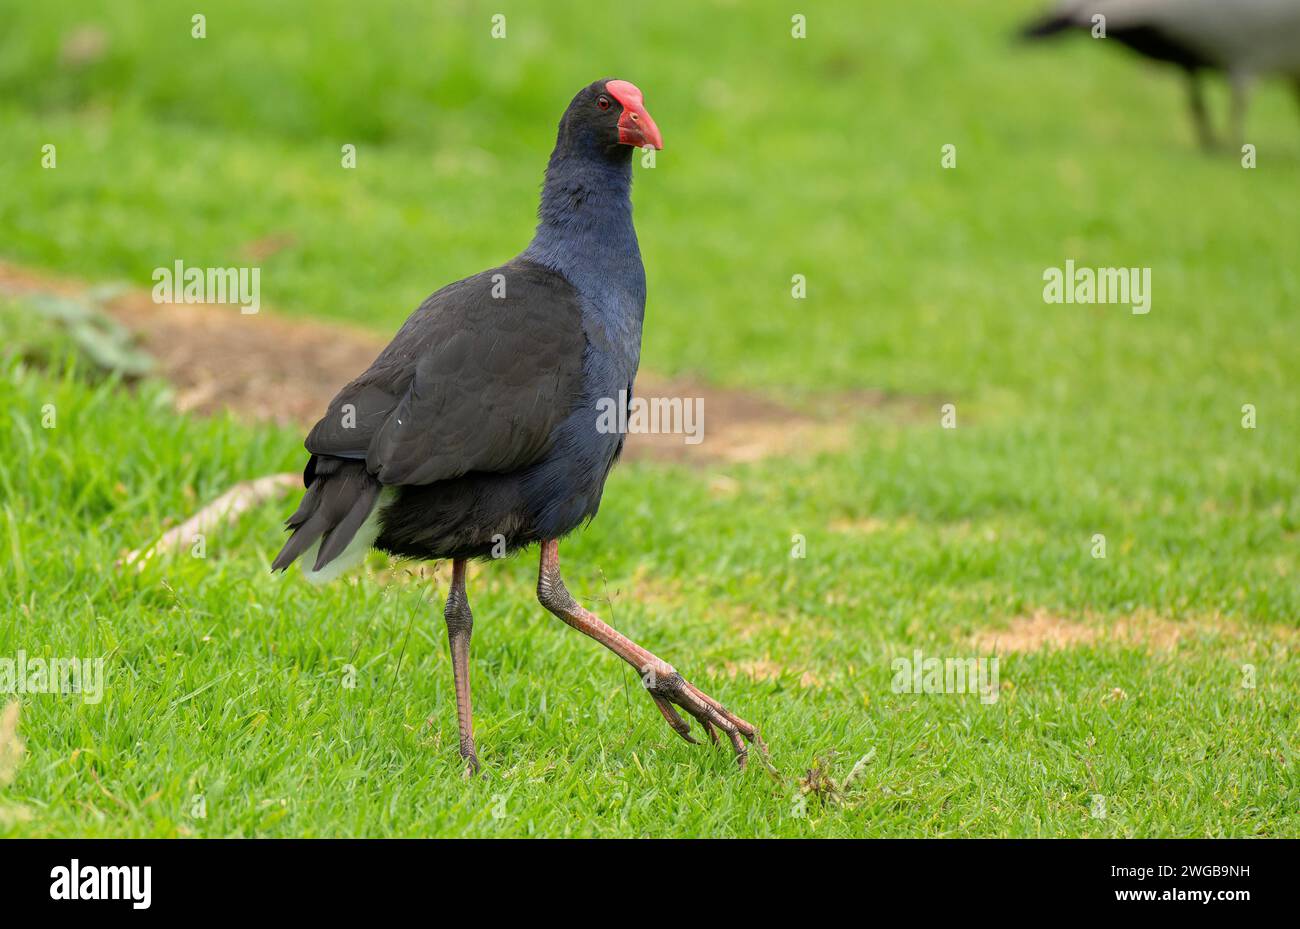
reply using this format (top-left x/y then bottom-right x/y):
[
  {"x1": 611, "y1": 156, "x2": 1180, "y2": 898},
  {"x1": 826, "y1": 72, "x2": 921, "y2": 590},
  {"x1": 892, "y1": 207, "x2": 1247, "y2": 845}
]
[{"x1": 1, "y1": 0, "x2": 1298, "y2": 836}]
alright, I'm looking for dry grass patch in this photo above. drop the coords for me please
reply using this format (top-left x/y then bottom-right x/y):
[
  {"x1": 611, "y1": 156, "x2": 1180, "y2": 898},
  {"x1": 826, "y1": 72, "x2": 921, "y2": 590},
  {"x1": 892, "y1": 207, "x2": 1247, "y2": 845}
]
[
  {"x1": 970, "y1": 608, "x2": 1295, "y2": 654},
  {"x1": 0, "y1": 701, "x2": 31, "y2": 826},
  {"x1": 708, "y1": 659, "x2": 824, "y2": 689}
]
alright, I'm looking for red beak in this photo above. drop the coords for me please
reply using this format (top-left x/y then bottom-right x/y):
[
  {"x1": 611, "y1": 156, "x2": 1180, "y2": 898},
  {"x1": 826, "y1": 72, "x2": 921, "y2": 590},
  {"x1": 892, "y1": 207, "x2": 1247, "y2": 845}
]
[{"x1": 605, "y1": 79, "x2": 663, "y2": 150}]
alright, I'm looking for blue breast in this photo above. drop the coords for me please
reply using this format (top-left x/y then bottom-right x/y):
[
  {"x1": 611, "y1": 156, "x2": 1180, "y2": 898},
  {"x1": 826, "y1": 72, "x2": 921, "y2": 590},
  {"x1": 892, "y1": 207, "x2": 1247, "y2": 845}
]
[{"x1": 516, "y1": 144, "x2": 648, "y2": 537}]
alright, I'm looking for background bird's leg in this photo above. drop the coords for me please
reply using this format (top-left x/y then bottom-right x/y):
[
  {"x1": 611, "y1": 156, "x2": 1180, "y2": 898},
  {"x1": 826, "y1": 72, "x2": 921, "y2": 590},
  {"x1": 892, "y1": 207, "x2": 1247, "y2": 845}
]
[
  {"x1": 536, "y1": 540, "x2": 769, "y2": 769},
  {"x1": 1185, "y1": 71, "x2": 1215, "y2": 151},
  {"x1": 443, "y1": 558, "x2": 479, "y2": 774},
  {"x1": 1228, "y1": 70, "x2": 1253, "y2": 151}
]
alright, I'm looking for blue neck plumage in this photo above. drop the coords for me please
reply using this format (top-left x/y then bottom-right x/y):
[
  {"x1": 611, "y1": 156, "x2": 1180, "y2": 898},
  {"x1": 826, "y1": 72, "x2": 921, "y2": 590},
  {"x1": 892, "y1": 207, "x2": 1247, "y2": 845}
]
[{"x1": 522, "y1": 147, "x2": 646, "y2": 322}]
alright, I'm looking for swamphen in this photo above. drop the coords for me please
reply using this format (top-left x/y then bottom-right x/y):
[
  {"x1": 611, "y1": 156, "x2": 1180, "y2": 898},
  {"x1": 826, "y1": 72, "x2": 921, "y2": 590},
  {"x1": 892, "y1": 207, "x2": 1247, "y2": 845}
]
[
  {"x1": 272, "y1": 79, "x2": 766, "y2": 772},
  {"x1": 1023, "y1": 0, "x2": 1300, "y2": 149}
]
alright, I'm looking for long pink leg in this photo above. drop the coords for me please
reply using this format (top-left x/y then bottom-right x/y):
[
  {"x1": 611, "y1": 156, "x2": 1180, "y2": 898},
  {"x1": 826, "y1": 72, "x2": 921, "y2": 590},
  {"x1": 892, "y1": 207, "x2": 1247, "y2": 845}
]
[
  {"x1": 443, "y1": 558, "x2": 479, "y2": 774},
  {"x1": 535, "y1": 539, "x2": 768, "y2": 768}
]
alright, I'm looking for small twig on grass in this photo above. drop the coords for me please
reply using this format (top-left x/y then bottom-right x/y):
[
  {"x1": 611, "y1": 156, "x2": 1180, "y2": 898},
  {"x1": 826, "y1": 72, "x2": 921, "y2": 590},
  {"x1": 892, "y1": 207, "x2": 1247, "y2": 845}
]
[{"x1": 120, "y1": 472, "x2": 299, "y2": 569}]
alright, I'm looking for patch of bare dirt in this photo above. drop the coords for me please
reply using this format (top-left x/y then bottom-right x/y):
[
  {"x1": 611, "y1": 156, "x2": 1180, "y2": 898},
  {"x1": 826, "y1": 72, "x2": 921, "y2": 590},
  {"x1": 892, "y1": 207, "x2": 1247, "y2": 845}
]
[
  {"x1": 830, "y1": 516, "x2": 906, "y2": 535},
  {"x1": 968, "y1": 608, "x2": 1287, "y2": 654},
  {"x1": 973, "y1": 611, "x2": 1120, "y2": 653},
  {"x1": 0, "y1": 700, "x2": 30, "y2": 826},
  {"x1": 0, "y1": 260, "x2": 903, "y2": 465},
  {"x1": 629, "y1": 373, "x2": 848, "y2": 465},
  {"x1": 0, "y1": 261, "x2": 383, "y2": 426},
  {"x1": 708, "y1": 659, "x2": 824, "y2": 689}
]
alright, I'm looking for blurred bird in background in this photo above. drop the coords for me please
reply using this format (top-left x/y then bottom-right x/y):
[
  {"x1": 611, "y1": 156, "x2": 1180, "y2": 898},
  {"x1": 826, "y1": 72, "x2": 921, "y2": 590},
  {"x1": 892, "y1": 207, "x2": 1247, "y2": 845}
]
[{"x1": 1023, "y1": 0, "x2": 1300, "y2": 149}]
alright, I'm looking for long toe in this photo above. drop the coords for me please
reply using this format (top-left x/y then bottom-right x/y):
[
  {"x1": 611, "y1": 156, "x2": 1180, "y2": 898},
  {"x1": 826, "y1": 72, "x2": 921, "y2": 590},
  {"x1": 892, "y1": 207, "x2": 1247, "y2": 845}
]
[
  {"x1": 651, "y1": 693, "x2": 699, "y2": 744},
  {"x1": 646, "y1": 672, "x2": 771, "y2": 772}
]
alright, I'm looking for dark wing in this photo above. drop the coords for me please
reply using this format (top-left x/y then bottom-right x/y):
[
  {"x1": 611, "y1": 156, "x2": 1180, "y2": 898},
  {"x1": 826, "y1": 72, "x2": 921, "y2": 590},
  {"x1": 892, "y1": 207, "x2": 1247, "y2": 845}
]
[{"x1": 305, "y1": 258, "x2": 586, "y2": 485}]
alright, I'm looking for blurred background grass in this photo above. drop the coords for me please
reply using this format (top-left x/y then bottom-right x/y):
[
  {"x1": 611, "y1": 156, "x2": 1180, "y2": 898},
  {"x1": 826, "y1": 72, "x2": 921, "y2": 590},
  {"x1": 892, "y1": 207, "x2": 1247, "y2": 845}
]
[{"x1": 3, "y1": 0, "x2": 1296, "y2": 400}]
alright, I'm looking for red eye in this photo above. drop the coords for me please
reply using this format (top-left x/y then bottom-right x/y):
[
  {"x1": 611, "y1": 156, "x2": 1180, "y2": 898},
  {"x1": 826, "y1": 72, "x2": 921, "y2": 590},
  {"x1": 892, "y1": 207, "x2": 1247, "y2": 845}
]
[{"x1": 596, "y1": 95, "x2": 611, "y2": 111}]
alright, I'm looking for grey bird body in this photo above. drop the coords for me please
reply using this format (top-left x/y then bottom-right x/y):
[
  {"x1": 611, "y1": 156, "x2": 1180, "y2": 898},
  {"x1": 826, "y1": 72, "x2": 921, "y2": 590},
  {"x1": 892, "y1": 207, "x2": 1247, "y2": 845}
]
[{"x1": 1024, "y1": 0, "x2": 1300, "y2": 147}]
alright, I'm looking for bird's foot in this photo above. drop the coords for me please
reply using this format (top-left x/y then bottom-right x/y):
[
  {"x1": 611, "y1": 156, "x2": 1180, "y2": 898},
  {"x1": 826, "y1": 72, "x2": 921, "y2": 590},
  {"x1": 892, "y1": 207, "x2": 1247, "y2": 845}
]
[
  {"x1": 644, "y1": 668, "x2": 773, "y2": 773},
  {"x1": 459, "y1": 742, "x2": 482, "y2": 779}
]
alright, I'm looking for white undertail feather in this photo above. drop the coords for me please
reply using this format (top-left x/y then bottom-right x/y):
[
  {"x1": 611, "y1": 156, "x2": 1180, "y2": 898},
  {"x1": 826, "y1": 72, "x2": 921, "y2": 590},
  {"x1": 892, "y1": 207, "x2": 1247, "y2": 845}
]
[{"x1": 302, "y1": 487, "x2": 397, "y2": 585}]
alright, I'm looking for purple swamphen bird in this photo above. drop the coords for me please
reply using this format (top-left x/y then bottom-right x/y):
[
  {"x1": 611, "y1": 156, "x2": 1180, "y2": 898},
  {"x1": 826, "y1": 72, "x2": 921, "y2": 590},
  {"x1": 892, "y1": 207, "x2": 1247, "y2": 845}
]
[{"x1": 272, "y1": 79, "x2": 766, "y2": 772}]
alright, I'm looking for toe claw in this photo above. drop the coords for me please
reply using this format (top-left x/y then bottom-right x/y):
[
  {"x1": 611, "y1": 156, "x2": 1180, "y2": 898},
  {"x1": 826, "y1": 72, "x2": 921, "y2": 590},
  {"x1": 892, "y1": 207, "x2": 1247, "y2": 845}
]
[
  {"x1": 652, "y1": 693, "x2": 699, "y2": 744},
  {"x1": 701, "y1": 718, "x2": 720, "y2": 746},
  {"x1": 727, "y1": 730, "x2": 748, "y2": 767}
]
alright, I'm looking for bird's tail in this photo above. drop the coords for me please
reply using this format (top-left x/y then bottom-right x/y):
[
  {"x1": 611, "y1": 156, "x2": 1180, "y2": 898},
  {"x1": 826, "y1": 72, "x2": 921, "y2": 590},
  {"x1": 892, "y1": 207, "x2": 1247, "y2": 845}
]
[
  {"x1": 1020, "y1": 11, "x2": 1077, "y2": 40},
  {"x1": 271, "y1": 456, "x2": 385, "y2": 583}
]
